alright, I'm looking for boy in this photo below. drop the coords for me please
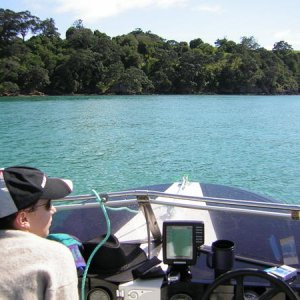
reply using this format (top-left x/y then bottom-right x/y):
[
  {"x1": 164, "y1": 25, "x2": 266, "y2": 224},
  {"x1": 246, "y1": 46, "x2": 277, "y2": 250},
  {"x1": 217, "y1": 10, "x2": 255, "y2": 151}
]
[{"x1": 0, "y1": 166, "x2": 79, "y2": 299}]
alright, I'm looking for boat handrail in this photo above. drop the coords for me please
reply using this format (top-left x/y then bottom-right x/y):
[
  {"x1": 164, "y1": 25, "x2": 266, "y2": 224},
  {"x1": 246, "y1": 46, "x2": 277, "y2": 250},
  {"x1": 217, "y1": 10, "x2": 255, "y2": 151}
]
[
  {"x1": 102, "y1": 189, "x2": 300, "y2": 210},
  {"x1": 53, "y1": 190, "x2": 300, "y2": 219}
]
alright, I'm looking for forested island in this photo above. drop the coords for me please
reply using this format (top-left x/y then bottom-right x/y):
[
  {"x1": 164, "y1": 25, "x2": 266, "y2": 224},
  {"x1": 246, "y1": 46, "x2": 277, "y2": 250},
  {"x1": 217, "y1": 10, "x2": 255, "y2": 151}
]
[{"x1": 1, "y1": 9, "x2": 300, "y2": 96}]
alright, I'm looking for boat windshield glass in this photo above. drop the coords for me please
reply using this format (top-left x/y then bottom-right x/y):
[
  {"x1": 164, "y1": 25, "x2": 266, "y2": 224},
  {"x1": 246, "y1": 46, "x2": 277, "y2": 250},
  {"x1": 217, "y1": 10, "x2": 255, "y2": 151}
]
[
  {"x1": 52, "y1": 183, "x2": 300, "y2": 270},
  {"x1": 208, "y1": 208, "x2": 300, "y2": 269}
]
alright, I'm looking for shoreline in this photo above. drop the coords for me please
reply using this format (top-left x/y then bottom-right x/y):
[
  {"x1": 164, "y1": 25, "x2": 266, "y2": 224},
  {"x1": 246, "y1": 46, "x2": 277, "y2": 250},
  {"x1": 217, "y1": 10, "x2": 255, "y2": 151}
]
[{"x1": 2, "y1": 92, "x2": 300, "y2": 97}]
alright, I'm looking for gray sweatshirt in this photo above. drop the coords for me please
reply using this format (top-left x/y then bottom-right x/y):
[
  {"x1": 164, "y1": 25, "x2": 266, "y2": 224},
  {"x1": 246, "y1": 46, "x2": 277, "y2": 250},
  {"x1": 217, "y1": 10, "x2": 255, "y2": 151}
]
[{"x1": 0, "y1": 230, "x2": 79, "y2": 300}]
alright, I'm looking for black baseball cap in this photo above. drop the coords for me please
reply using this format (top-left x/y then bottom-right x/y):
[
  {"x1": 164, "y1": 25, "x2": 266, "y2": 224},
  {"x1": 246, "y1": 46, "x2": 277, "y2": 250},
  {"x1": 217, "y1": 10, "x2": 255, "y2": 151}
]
[{"x1": 0, "y1": 166, "x2": 73, "y2": 218}]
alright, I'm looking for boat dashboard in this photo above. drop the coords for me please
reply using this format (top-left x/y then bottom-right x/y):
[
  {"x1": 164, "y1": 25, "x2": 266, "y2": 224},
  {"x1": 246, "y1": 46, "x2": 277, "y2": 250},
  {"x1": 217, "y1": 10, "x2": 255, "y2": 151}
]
[{"x1": 50, "y1": 181, "x2": 300, "y2": 299}]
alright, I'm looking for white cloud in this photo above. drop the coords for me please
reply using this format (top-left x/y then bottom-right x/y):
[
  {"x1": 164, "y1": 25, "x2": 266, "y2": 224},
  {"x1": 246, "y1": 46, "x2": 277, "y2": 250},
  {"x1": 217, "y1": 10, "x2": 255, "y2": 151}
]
[
  {"x1": 54, "y1": 0, "x2": 188, "y2": 22},
  {"x1": 154, "y1": 0, "x2": 187, "y2": 8},
  {"x1": 195, "y1": 4, "x2": 223, "y2": 13}
]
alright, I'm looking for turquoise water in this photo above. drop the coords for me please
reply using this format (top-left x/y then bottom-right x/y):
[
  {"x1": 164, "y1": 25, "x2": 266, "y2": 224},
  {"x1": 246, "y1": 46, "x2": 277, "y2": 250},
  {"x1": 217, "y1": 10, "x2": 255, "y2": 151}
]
[{"x1": 0, "y1": 95, "x2": 300, "y2": 203}]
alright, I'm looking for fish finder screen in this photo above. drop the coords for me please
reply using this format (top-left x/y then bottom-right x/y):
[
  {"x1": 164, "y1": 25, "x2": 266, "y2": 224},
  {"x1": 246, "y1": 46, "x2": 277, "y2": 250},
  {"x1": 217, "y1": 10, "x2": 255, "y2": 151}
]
[
  {"x1": 163, "y1": 220, "x2": 204, "y2": 265},
  {"x1": 166, "y1": 225, "x2": 193, "y2": 260}
]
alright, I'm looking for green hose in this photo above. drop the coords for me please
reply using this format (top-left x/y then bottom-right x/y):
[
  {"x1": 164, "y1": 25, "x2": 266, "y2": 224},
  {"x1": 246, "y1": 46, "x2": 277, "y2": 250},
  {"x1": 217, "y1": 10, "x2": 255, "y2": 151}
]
[{"x1": 80, "y1": 190, "x2": 138, "y2": 299}]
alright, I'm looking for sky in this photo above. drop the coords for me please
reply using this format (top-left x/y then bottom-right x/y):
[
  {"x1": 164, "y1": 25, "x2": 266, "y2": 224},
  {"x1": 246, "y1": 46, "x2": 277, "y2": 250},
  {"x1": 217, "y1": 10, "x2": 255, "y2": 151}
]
[{"x1": 1, "y1": 0, "x2": 300, "y2": 50}]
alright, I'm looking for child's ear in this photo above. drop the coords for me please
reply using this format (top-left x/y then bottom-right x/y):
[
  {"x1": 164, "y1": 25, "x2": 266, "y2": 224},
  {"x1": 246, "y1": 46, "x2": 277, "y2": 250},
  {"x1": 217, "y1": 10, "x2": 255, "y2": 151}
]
[{"x1": 14, "y1": 211, "x2": 30, "y2": 230}]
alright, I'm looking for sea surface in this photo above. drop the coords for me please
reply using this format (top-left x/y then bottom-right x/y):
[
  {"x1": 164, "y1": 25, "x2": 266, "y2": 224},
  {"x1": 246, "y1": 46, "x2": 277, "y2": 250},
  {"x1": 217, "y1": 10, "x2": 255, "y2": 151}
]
[{"x1": 0, "y1": 95, "x2": 299, "y2": 204}]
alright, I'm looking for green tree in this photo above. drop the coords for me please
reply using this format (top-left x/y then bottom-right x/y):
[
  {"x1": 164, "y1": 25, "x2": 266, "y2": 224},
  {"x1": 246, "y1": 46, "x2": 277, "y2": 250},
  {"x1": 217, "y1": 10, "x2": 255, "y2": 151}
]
[
  {"x1": 0, "y1": 9, "x2": 20, "y2": 42},
  {"x1": 0, "y1": 9, "x2": 40, "y2": 42},
  {"x1": 273, "y1": 41, "x2": 293, "y2": 52},
  {"x1": 18, "y1": 10, "x2": 40, "y2": 41},
  {"x1": 110, "y1": 67, "x2": 154, "y2": 94},
  {"x1": 215, "y1": 38, "x2": 238, "y2": 53},
  {"x1": 257, "y1": 48, "x2": 298, "y2": 94},
  {"x1": 52, "y1": 49, "x2": 104, "y2": 94},
  {"x1": 0, "y1": 57, "x2": 22, "y2": 82},
  {"x1": 20, "y1": 65, "x2": 49, "y2": 93},
  {"x1": 240, "y1": 36, "x2": 260, "y2": 50},
  {"x1": 151, "y1": 70, "x2": 173, "y2": 93},
  {"x1": 0, "y1": 81, "x2": 20, "y2": 95},
  {"x1": 66, "y1": 26, "x2": 95, "y2": 49},
  {"x1": 1, "y1": 8, "x2": 300, "y2": 96},
  {"x1": 39, "y1": 18, "x2": 60, "y2": 38},
  {"x1": 189, "y1": 38, "x2": 204, "y2": 49},
  {"x1": 96, "y1": 61, "x2": 124, "y2": 94}
]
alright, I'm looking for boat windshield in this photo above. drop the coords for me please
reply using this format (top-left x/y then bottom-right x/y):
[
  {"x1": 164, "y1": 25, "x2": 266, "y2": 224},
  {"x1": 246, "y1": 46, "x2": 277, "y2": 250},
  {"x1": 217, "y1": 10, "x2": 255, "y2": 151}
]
[{"x1": 51, "y1": 183, "x2": 300, "y2": 271}]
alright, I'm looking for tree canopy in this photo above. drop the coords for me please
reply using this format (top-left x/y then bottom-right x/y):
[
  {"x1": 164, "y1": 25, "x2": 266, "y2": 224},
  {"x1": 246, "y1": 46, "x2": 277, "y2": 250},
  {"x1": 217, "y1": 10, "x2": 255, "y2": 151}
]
[{"x1": 1, "y1": 9, "x2": 299, "y2": 96}]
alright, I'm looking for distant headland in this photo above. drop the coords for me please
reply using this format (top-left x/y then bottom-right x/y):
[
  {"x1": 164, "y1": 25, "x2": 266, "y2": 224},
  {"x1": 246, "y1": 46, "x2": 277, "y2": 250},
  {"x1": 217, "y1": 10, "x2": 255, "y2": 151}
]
[{"x1": 1, "y1": 9, "x2": 299, "y2": 96}]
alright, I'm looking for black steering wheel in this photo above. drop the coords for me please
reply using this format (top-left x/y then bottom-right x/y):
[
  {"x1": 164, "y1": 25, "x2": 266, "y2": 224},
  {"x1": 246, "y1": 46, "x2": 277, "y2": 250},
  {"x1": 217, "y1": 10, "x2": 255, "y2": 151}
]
[{"x1": 201, "y1": 268, "x2": 298, "y2": 300}]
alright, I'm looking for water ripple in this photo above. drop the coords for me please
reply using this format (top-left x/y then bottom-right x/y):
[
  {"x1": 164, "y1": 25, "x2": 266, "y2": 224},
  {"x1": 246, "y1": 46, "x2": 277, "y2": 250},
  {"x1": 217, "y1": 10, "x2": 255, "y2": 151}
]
[{"x1": 1, "y1": 95, "x2": 300, "y2": 203}]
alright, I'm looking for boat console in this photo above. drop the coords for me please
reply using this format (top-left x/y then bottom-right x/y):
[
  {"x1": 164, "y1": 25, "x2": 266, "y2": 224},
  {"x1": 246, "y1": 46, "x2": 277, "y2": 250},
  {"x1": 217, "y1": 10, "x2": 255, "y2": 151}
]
[
  {"x1": 82, "y1": 222, "x2": 299, "y2": 300},
  {"x1": 51, "y1": 181, "x2": 300, "y2": 299}
]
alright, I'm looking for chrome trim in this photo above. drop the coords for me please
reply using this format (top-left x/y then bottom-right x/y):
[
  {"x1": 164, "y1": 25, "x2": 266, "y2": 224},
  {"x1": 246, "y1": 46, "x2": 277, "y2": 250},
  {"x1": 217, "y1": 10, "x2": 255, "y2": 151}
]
[{"x1": 53, "y1": 189, "x2": 300, "y2": 219}]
